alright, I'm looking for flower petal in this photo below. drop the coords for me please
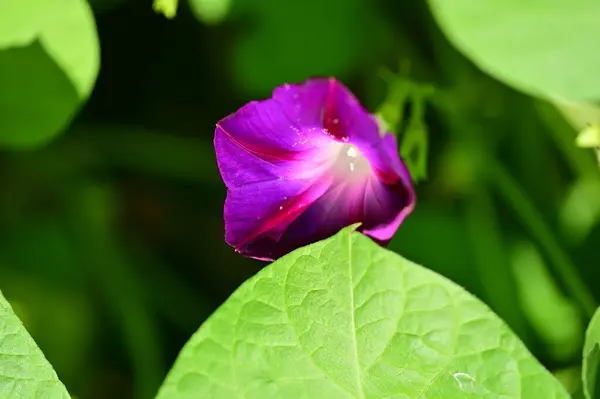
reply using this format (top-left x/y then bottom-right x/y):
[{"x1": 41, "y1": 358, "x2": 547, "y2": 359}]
[
  {"x1": 215, "y1": 78, "x2": 416, "y2": 261},
  {"x1": 215, "y1": 124, "x2": 334, "y2": 188},
  {"x1": 319, "y1": 78, "x2": 381, "y2": 144},
  {"x1": 216, "y1": 80, "x2": 338, "y2": 163},
  {"x1": 361, "y1": 171, "x2": 415, "y2": 243},
  {"x1": 227, "y1": 138, "x2": 415, "y2": 260},
  {"x1": 224, "y1": 176, "x2": 333, "y2": 260},
  {"x1": 277, "y1": 171, "x2": 413, "y2": 257},
  {"x1": 271, "y1": 79, "x2": 330, "y2": 127}
]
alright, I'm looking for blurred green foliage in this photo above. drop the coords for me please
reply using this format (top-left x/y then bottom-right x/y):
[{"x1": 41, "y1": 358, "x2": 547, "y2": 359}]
[
  {"x1": 583, "y1": 307, "x2": 600, "y2": 399},
  {"x1": 0, "y1": 0, "x2": 99, "y2": 148},
  {"x1": 0, "y1": 0, "x2": 599, "y2": 398}
]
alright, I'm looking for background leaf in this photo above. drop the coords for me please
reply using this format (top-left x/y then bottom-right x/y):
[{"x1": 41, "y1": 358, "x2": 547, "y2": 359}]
[
  {"x1": 583, "y1": 307, "x2": 600, "y2": 399},
  {"x1": 427, "y1": 0, "x2": 600, "y2": 101},
  {"x1": 3, "y1": 1, "x2": 600, "y2": 397},
  {"x1": 189, "y1": 0, "x2": 231, "y2": 25},
  {"x1": 0, "y1": 289, "x2": 70, "y2": 398},
  {"x1": 231, "y1": 0, "x2": 387, "y2": 95},
  {"x1": 0, "y1": 0, "x2": 99, "y2": 148},
  {"x1": 153, "y1": 0, "x2": 179, "y2": 19},
  {"x1": 157, "y1": 227, "x2": 569, "y2": 399}
]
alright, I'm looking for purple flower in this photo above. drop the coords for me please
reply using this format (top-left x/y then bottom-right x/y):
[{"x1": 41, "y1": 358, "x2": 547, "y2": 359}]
[{"x1": 215, "y1": 78, "x2": 415, "y2": 261}]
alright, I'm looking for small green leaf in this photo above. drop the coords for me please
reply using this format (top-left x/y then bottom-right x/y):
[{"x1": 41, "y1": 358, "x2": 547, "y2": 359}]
[
  {"x1": 0, "y1": 289, "x2": 69, "y2": 398},
  {"x1": 374, "y1": 71, "x2": 432, "y2": 183},
  {"x1": 554, "y1": 100, "x2": 600, "y2": 171},
  {"x1": 400, "y1": 120, "x2": 428, "y2": 182},
  {"x1": 153, "y1": 0, "x2": 179, "y2": 19},
  {"x1": 189, "y1": 0, "x2": 231, "y2": 25},
  {"x1": 0, "y1": 0, "x2": 99, "y2": 148},
  {"x1": 428, "y1": 0, "x2": 600, "y2": 101},
  {"x1": 577, "y1": 125, "x2": 600, "y2": 148},
  {"x1": 158, "y1": 226, "x2": 569, "y2": 399},
  {"x1": 583, "y1": 307, "x2": 600, "y2": 399},
  {"x1": 400, "y1": 91, "x2": 431, "y2": 182},
  {"x1": 374, "y1": 75, "x2": 411, "y2": 136}
]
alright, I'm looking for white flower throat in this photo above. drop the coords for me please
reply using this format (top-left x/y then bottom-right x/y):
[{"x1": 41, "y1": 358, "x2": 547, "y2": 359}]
[{"x1": 332, "y1": 144, "x2": 371, "y2": 179}]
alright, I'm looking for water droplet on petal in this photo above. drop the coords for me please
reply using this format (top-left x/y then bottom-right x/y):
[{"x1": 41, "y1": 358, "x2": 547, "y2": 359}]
[{"x1": 279, "y1": 206, "x2": 283, "y2": 210}]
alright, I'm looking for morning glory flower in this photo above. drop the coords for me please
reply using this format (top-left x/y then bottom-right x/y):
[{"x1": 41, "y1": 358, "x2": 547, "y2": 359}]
[{"x1": 215, "y1": 78, "x2": 415, "y2": 261}]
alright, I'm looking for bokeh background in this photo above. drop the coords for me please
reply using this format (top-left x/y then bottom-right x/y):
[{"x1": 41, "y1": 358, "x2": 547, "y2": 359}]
[{"x1": 1, "y1": 0, "x2": 599, "y2": 398}]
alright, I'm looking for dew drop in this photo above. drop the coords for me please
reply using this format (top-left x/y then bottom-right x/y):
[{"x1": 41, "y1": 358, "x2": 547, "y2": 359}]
[
  {"x1": 349, "y1": 162, "x2": 355, "y2": 172},
  {"x1": 453, "y1": 372, "x2": 475, "y2": 391},
  {"x1": 451, "y1": 372, "x2": 489, "y2": 394},
  {"x1": 346, "y1": 146, "x2": 358, "y2": 158},
  {"x1": 341, "y1": 136, "x2": 350, "y2": 142},
  {"x1": 279, "y1": 206, "x2": 283, "y2": 210},
  {"x1": 332, "y1": 118, "x2": 339, "y2": 124}
]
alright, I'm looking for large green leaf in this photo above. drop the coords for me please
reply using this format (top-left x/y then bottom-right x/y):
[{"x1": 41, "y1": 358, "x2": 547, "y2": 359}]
[
  {"x1": 157, "y1": 226, "x2": 569, "y2": 399},
  {"x1": 583, "y1": 307, "x2": 600, "y2": 399},
  {"x1": 428, "y1": 0, "x2": 600, "y2": 101},
  {"x1": 0, "y1": 289, "x2": 70, "y2": 398},
  {"x1": 0, "y1": 0, "x2": 99, "y2": 148}
]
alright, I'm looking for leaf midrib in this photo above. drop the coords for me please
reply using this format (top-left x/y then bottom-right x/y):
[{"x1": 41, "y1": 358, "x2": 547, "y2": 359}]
[{"x1": 347, "y1": 231, "x2": 365, "y2": 398}]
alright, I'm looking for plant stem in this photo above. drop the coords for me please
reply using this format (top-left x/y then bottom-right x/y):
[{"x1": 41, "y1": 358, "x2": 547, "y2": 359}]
[{"x1": 488, "y1": 159, "x2": 597, "y2": 318}]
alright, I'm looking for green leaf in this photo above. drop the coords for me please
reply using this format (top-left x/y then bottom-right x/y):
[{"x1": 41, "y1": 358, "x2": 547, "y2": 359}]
[
  {"x1": 374, "y1": 76, "x2": 411, "y2": 136},
  {"x1": 157, "y1": 226, "x2": 569, "y2": 399},
  {"x1": 153, "y1": 0, "x2": 178, "y2": 19},
  {"x1": 0, "y1": 289, "x2": 70, "y2": 398},
  {"x1": 584, "y1": 307, "x2": 600, "y2": 399},
  {"x1": 189, "y1": 0, "x2": 231, "y2": 25},
  {"x1": 0, "y1": 0, "x2": 99, "y2": 148},
  {"x1": 428, "y1": 0, "x2": 600, "y2": 101},
  {"x1": 576, "y1": 125, "x2": 600, "y2": 148}
]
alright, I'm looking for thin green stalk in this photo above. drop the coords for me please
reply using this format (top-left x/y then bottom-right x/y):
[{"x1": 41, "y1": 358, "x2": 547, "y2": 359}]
[
  {"x1": 465, "y1": 186, "x2": 530, "y2": 340},
  {"x1": 66, "y1": 184, "x2": 164, "y2": 399},
  {"x1": 488, "y1": 159, "x2": 596, "y2": 317}
]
